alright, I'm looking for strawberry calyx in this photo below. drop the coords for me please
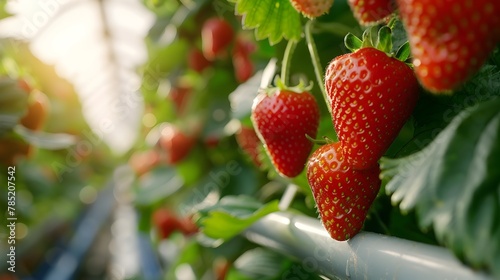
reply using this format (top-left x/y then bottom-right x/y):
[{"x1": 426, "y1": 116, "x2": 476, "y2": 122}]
[
  {"x1": 275, "y1": 75, "x2": 313, "y2": 94},
  {"x1": 260, "y1": 75, "x2": 314, "y2": 97},
  {"x1": 345, "y1": 25, "x2": 410, "y2": 63}
]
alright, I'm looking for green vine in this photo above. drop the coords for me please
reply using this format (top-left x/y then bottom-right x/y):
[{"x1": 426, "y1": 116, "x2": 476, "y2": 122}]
[
  {"x1": 281, "y1": 39, "x2": 298, "y2": 86},
  {"x1": 305, "y1": 20, "x2": 331, "y2": 115}
]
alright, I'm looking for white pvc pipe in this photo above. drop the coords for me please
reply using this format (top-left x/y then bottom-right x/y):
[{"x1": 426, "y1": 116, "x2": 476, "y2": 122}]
[{"x1": 245, "y1": 212, "x2": 493, "y2": 280}]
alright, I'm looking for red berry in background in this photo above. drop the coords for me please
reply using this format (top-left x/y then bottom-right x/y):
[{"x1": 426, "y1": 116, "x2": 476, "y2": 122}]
[
  {"x1": 348, "y1": 0, "x2": 395, "y2": 26},
  {"x1": 168, "y1": 86, "x2": 191, "y2": 115},
  {"x1": 214, "y1": 258, "x2": 231, "y2": 280},
  {"x1": 177, "y1": 216, "x2": 199, "y2": 236},
  {"x1": 188, "y1": 48, "x2": 212, "y2": 73},
  {"x1": 202, "y1": 18, "x2": 234, "y2": 60},
  {"x1": 152, "y1": 208, "x2": 181, "y2": 239},
  {"x1": 0, "y1": 136, "x2": 33, "y2": 167},
  {"x1": 20, "y1": 90, "x2": 50, "y2": 131},
  {"x1": 252, "y1": 88, "x2": 320, "y2": 178},
  {"x1": 203, "y1": 134, "x2": 220, "y2": 149},
  {"x1": 232, "y1": 38, "x2": 254, "y2": 83},
  {"x1": 396, "y1": 0, "x2": 500, "y2": 93},
  {"x1": 290, "y1": 0, "x2": 334, "y2": 18},
  {"x1": 235, "y1": 125, "x2": 262, "y2": 167},
  {"x1": 18, "y1": 79, "x2": 32, "y2": 93},
  {"x1": 158, "y1": 123, "x2": 196, "y2": 165},
  {"x1": 325, "y1": 47, "x2": 419, "y2": 170},
  {"x1": 307, "y1": 142, "x2": 381, "y2": 241},
  {"x1": 128, "y1": 149, "x2": 160, "y2": 176}
]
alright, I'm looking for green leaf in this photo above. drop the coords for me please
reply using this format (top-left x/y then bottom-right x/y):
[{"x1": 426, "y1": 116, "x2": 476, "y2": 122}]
[
  {"x1": 376, "y1": 26, "x2": 392, "y2": 54},
  {"x1": 14, "y1": 125, "x2": 78, "y2": 149},
  {"x1": 231, "y1": 248, "x2": 290, "y2": 280},
  {"x1": 381, "y1": 98, "x2": 500, "y2": 276},
  {"x1": 0, "y1": 1, "x2": 12, "y2": 20},
  {"x1": 134, "y1": 165, "x2": 184, "y2": 206},
  {"x1": 389, "y1": 17, "x2": 409, "y2": 55},
  {"x1": 232, "y1": 0, "x2": 302, "y2": 45},
  {"x1": 344, "y1": 33, "x2": 362, "y2": 53},
  {"x1": 198, "y1": 195, "x2": 279, "y2": 240},
  {"x1": 361, "y1": 26, "x2": 377, "y2": 48},
  {"x1": 395, "y1": 41, "x2": 411, "y2": 62}
]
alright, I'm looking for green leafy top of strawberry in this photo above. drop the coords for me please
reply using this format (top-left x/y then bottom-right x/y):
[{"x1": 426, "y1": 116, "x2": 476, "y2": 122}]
[
  {"x1": 251, "y1": 77, "x2": 320, "y2": 178},
  {"x1": 344, "y1": 25, "x2": 411, "y2": 62}
]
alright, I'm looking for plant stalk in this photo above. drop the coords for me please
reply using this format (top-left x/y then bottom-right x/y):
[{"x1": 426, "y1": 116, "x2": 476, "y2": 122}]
[
  {"x1": 281, "y1": 39, "x2": 298, "y2": 86},
  {"x1": 305, "y1": 20, "x2": 331, "y2": 115}
]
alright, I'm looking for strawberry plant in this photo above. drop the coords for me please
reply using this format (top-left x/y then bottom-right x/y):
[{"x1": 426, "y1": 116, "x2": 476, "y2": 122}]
[{"x1": 1, "y1": 0, "x2": 500, "y2": 279}]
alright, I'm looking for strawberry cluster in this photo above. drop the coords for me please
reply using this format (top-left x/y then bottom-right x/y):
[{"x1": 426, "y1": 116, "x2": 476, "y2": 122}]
[{"x1": 307, "y1": 27, "x2": 420, "y2": 241}]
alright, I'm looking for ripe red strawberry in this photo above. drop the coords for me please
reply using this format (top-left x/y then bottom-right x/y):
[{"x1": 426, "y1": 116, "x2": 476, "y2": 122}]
[
  {"x1": 18, "y1": 79, "x2": 32, "y2": 93},
  {"x1": 0, "y1": 136, "x2": 33, "y2": 166},
  {"x1": 188, "y1": 48, "x2": 212, "y2": 73},
  {"x1": 235, "y1": 125, "x2": 262, "y2": 167},
  {"x1": 348, "y1": 0, "x2": 395, "y2": 25},
  {"x1": 325, "y1": 47, "x2": 419, "y2": 170},
  {"x1": 396, "y1": 0, "x2": 500, "y2": 93},
  {"x1": 290, "y1": 0, "x2": 334, "y2": 18},
  {"x1": 307, "y1": 142, "x2": 381, "y2": 241},
  {"x1": 214, "y1": 258, "x2": 231, "y2": 280},
  {"x1": 168, "y1": 86, "x2": 191, "y2": 115},
  {"x1": 251, "y1": 88, "x2": 320, "y2": 178},
  {"x1": 20, "y1": 90, "x2": 50, "y2": 131},
  {"x1": 177, "y1": 215, "x2": 199, "y2": 236},
  {"x1": 158, "y1": 123, "x2": 196, "y2": 164},
  {"x1": 152, "y1": 208, "x2": 182, "y2": 239},
  {"x1": 232, "y1": 38, "x2": 255, "y2": 83},
  {"x1": 128, "y1": 149, "x2": 160, "y2": 176},
  {"x1": 202, "y1": 18, "x2": 234, "y2": 60}
]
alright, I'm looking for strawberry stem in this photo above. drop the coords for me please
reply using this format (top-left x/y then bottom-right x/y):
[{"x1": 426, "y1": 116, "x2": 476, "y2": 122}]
[
  {"x1": 312, "y1": 22, "x2": 359, "y2": 37},
  {"x1": 281, "y1": 39, "x2": 298, "y2": 86},
  {"x1": 305, "y1": 133, "x2": 328, "y2": 145},
  {"x1": 305, "y1": 20, "x2": 332, "y2": 116}
]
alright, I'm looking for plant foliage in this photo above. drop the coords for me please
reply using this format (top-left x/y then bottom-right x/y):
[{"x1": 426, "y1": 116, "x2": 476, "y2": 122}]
[
  {"x1": 228, "y1": 0, "x2": 302, "y2": 44},
  {"x1": 381, "y1": 98, "x2": 500, "y2": 274}
]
